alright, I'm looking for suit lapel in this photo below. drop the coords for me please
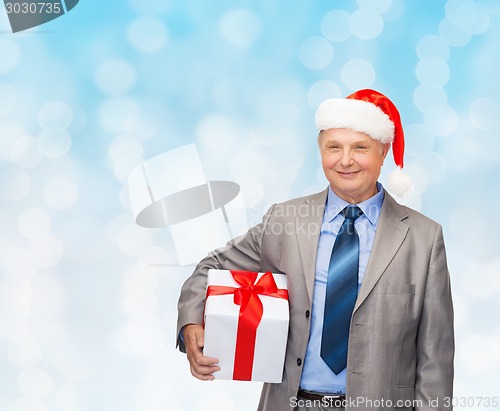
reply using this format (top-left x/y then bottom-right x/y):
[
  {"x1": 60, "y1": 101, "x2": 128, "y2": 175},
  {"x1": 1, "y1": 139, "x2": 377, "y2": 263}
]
[
  {"x1": 295, "y1": 189, "x2": 328, "y2": 303},
  {"x1": 353, "y1": 191, "x2": 409, "y2": 313}
]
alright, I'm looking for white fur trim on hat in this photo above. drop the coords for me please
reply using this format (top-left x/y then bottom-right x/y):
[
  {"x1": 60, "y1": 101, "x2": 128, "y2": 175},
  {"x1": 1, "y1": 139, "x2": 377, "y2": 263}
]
[
  {"x1": 315, "y1": 98, "x2": 395, "y2": 143},
  {"x1": 387, "y1": 166, "x2": 413, "y2": 197}
]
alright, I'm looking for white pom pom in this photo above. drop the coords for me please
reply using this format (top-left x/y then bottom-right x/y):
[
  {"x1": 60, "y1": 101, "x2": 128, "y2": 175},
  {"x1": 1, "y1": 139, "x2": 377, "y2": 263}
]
[{"x1": 387, "y1": 167, "x2": 413, "y2": 197}]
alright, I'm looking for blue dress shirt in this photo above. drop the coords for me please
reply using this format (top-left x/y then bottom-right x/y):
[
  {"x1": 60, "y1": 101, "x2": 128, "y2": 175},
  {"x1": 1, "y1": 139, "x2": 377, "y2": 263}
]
[{"x1": 299, "y1": 182, "x2": 385, "y2": 394}]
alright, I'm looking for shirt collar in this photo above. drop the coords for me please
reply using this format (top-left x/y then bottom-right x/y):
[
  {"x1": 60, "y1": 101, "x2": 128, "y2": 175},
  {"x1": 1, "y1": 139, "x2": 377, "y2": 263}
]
[{"x1": 324, "y1": 182, "x2": 385, "y2": 226}]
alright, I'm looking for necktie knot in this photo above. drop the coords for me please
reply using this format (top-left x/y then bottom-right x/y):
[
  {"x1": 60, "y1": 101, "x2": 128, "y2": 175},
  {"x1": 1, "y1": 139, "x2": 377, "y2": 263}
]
[{"x1": 342, "y1": 206, "x2": 363, "y2": 222}]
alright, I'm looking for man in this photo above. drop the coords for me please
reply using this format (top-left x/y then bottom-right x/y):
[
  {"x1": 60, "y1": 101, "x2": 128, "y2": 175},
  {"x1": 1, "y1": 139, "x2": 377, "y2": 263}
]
[{"x1": 177, "y1": 89, "x2": 454, "y2": 411}]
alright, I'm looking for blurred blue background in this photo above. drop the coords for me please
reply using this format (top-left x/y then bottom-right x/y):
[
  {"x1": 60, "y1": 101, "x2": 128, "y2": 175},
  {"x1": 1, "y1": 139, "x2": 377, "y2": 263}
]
[{"x1": 1, "y1": 0, "x2": 500, "y2": 410}]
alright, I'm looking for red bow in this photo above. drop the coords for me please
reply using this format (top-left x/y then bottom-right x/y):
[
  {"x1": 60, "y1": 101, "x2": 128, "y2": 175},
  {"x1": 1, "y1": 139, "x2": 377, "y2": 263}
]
[{"x1": 206, "y1": 270, "x2": 288, "y2": 380}]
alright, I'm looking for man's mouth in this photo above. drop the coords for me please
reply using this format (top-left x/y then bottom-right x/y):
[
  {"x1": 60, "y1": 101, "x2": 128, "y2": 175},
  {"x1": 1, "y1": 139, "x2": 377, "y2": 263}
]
[{"x1": 336, "y1": 170, "x2": 360, "y2": 177}]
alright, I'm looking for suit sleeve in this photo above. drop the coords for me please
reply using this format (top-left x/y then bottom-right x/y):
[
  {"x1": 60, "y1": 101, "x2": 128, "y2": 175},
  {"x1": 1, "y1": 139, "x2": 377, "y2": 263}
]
[
  {"x1": 175, "y1": 204, "x2": 276, "y2": 352},
  {"x1": 415, "y1": 224, "x2": 454, "y2": 410}
]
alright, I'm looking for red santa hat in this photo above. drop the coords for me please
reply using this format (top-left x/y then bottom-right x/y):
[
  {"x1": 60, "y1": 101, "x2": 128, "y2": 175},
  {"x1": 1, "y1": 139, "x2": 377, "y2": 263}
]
[{"x1": 315, "y1": 88, "x2": 413, "y2": 197}]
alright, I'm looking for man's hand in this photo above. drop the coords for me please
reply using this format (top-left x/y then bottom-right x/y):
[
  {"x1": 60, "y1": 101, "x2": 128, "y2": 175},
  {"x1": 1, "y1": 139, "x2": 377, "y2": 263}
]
[{"x1": 183, "y1": 324, "x2": 220, "y2": 381}]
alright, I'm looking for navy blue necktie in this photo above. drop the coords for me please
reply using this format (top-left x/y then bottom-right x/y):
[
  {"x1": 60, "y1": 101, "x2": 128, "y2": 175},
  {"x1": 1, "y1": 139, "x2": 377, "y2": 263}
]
[{"x1": 320, "y1": 205, "x2": 363, "y2": 374}]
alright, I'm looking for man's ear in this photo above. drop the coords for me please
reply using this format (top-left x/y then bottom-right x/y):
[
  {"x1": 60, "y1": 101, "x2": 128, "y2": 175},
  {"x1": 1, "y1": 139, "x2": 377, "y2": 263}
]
[
  {"x1": 317, "y1": 131, "x2": 323, "y2": 147},
  {"x1": 381, "y1": 143, "x2": 391, "y2": 159}
]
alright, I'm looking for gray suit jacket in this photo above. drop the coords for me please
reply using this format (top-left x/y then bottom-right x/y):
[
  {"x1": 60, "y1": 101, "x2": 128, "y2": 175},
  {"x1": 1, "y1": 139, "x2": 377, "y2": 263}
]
[{"x1": 177, "y1": 188, "x2": 454, "y2": 411}]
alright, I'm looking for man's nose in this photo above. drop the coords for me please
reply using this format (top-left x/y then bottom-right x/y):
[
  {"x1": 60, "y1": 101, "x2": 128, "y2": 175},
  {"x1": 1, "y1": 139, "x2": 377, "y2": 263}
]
[{"x1": 340, "y1": 149, "x2": 353, "y2": 167}]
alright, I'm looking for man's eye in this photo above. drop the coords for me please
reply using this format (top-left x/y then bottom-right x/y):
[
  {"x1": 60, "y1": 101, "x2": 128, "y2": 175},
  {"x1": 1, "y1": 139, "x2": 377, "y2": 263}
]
[{"x1": 356, "y1": 145, "x2": 367, "y2": 150}]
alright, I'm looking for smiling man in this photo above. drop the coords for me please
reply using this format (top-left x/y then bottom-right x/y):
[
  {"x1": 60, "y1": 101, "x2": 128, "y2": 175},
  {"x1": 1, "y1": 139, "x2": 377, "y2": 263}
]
[
  {"x1": 319, "y1": 128, "x2": 390, "y2": 204},
  {"x1": 177, "y1": 89, "x2": 454, "y2": 411}
]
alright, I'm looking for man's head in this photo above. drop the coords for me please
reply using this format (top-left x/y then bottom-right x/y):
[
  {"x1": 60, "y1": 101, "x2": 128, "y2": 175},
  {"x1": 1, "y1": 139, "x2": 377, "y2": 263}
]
[
  {"x1": 315, "y1": 89, "x2": 412, "y2": 200},
  {"x1": 318, "y1": 128, "x2": 389, "y2": 204}
]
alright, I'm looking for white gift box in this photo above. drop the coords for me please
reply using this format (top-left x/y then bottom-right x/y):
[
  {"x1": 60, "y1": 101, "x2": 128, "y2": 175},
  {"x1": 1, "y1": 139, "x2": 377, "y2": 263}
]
[{"x1": 203, "y1": 269, "x2": 289, "y2": 383}]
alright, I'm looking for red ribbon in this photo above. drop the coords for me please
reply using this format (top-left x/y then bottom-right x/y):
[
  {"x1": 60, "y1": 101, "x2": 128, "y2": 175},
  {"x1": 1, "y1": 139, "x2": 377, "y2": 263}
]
[{"x1": 206, "y1": 270, "x2": 288, "y2": 380}]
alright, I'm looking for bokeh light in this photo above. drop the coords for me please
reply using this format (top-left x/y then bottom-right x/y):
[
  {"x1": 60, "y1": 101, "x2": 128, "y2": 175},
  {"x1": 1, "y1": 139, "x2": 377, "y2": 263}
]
[
  {"x1": 383, "y1": 0, "x2": 405, "y2": 21},
  {"x1": 239, "y1": 179, "x2": 265, "y2": 205},
  {"x1": 109, "y1": 135, "x2": 144, "y2": 162},
  {"x1": 10, "y1": 136, "x2": 43, "y2": 169},
  {"x1": 402, "y1": 162, "x2": 429, "y2": 195},
  {"x1": 197, "y1": 390, "x2": 234, "y2": 411},
  {"x1": 95, "y1": 59, "x2": 136, "y2": 95},
  {"x1": 123, "y1": 291, "x2": 158, "y2": 319},
  {"x1": 230, "y1": 151, "x2": 266, "y2": 181},
  {"x1": 99, "y1": 98, "x2": 142, "y2": 133},
  {"x1": 478, "y1": 0, "x2": 500, "y2": 15},
  {"x1": 12, "y1": 398, "x2": 48, "y2": 411},
  {"x1": 38, "y1": 101, "x2": 73, "y2": 130},
  {"x1": 127, "y1": 17, "x2": 169, "y2": 53},
  {"x1": 8, "y1": 338, "x2": 43, "y2": 369},
  {"x1": 350, "y1": 8, "x2": 384, "y2": 40},
  {"x1": 341, "y1": 58, "x2": 376, "y2": 90},
  {"x1": 423, "y1": 104, "x2": 458, "y2": 136},
  {"x1": 449, "y1": 205, "x2": 498, "y2": 258},
  {"x1": 469, "y1": 97, "x2": 500, "y2": 131},
  {"x1": 113, "y1": 154, "x2": 144, "y2": 183},
  {"x1": 128, "y1": 0, "x2": 172, "y2": 15},
  {"x1": 66, "y1": 105, "x2": 87, "y2": 134},
  {"x1": 0, "y1": 167, "x2": 31, "y2": 201},
  {"x1": 17, "y1": 368, "x2": 53, "y2": 398},
  {"x1": 307, "y1": 80, "x2": 342, "y2": 109},
  {"x1": 117, "y1": 225, "x2": 154, "y2": 256},
  {"x1": 17, "y1": 208, "x2": 52, "y2": 241},
  {"x1": 321, "y1": 10, "x2": 352, "y2": 42},
  {"x1": 43, "y1": 177, "x2": 78, "y2": 210},
  {"x1": 441, "y1": 134, "x2": 481, "y2": 172},
  {"x1": 416, "y1": 57, "x2": 450, "y2": 88},
  {"x1": 416, "y1": 35, "x2": 450, "y2": 61},
  {"x1": 124, "y1": 114, "x2": 159, "y2": 140},
  {"x1": 413, "y1": 151, "x2": 447, "y2": 184},
  {"x1": 0, "y1": 122, "x2": 28, "y2": 162},
  {"x1": 299, "y1": 37, "x2": 334, "y2": 70},
  {"x1": 445, "y1": 0, "x2": 490, "y2": 35},
  {"x1": 29, "y1": 235, "x2": 64, "y2": 268},
  {"x1": 413, "y1": 85, "x2": 448, "y2": 113},
  {"x1": 37, "y1": 128, "x2": 72, "y2": 159},
  {"x1": 219, "y1": 9, "x2": 261, "y2": 48},
  {"x1": 1, "y1": 247, "x2": 37, "y2": 279},
  {"x1": 357, "y1": 0, "x2": 393, "y2": 13},
  {"x1": 125, "y1": 318, "x2": 165, "y2": 356},
  {"x1": 0, "y1": 82, "x2": 19, "y2": 119},
  {"x1": 196, "y1": 114, "x2": 240, "y2": 157},
  {"x1": 459, "y1": 333, "x2": 500, "y2": 374},
  {"x1": 0, "y1": 397, "x2": 13, "y2": 411},
  {"x1": 0, "y1": 38, "x2": 21, "y2": 74},
  {"x1": 0, "y1": 276, "x2": 32, "y2": 317},
  {"x1": 438, "y1": 18, "x2": 471, "y2": 47}
]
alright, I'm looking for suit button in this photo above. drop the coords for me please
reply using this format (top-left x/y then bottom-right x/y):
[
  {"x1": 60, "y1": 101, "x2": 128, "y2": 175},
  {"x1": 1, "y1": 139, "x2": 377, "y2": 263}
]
[
  {"x1": 305, "y1": 310, "x2": 310, "y2": 318},
  {"x1": 297, "y1": 358, "x2": 302, "y2": 366}
]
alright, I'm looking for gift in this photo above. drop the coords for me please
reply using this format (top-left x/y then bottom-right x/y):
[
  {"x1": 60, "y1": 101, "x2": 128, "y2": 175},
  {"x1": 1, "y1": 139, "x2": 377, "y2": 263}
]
[{"x1": 203, "y1": 269, "x2": 289, "y2": 382}]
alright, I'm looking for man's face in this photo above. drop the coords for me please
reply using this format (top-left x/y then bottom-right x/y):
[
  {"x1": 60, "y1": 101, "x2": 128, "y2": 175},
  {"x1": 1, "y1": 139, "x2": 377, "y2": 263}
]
[{"x1": 319, "y1": 128, "x2": 390, "y2": 204}]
